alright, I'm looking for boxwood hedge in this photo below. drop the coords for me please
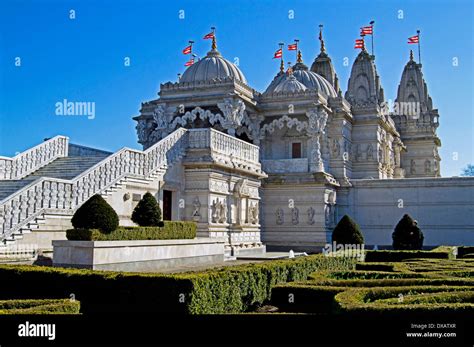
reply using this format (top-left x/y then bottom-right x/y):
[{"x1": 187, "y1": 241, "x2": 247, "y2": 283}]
[
  {"x1": 365, "y1": 249, "x2": 452, "y2": 262},
  {"x1": 0, "y1": 254, "x2": 355, "y2": 314},
  {"x1": 66, "y1": 221, "x2": 197, "y2": 241},
  {"x1": 0, "y1": 299, "x2": 80, "y2": 314}
]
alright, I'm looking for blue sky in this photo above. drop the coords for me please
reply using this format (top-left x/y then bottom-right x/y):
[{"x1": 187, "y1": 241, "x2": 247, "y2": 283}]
[{"x1": 0, "y1": 0, "x2": 472, "y2": 177}]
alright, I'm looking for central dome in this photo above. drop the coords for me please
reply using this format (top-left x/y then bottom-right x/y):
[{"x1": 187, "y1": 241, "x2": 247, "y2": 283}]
[{"x1": 180, "y1": 49, "x2": 247, "y2": 84}]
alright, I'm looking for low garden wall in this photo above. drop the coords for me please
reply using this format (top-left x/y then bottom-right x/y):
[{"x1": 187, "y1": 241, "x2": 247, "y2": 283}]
[{"x1": 53, "y1": 238, "x2": 225, "y2": 271}]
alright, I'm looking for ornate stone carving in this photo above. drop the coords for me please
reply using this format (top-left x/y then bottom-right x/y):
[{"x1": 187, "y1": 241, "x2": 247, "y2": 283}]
[
  {"x1": 276, "y1": 208, "x2": 284, "y2": 225},
  {"x1": 217, "y1": 98, "x2": 246, "y2": 137},
  {"x1": 261, "y1": 115, "x2": 307, "y2": 135},
  {"x1": 367, "y1": 144, "x2": 375, "y2": 161},
  {"x1": 307, "y1": 207, "x2": 315, "y2": 225},
  {"x1": 291, "y1": 207, "x2": 299, "y2": 225},
  {"x1": 306, "y1": 109, "x2": 328, "y2": 172},
  {"x1": 192, "y1": 196, "x2": 201, "y2": 221},
  {"x1": 410, "y1": 159, "x2": 416, "y2": 174},
  {"x1": 249, "y1": 202, "x2": 259, "y2": 224}
]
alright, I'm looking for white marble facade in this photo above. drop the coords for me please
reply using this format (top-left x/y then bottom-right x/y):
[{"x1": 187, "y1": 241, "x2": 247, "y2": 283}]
[{"x1": 131, "y1": 35, "x2": 455, "y2": 250}]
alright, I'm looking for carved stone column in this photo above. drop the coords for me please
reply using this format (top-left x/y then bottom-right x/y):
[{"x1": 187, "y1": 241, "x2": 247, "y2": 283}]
[{"x1": 306, "y1": 108, "x2": 328, "y2": 173}]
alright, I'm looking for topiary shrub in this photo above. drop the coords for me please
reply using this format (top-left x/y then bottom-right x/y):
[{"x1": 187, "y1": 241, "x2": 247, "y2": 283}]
[
  {"x1": 392, "y1": 214, "x2": 424, "y2": 250},
  {"x1": 71, "y1": 194, "x2": 119, "y2": 233},
  {"x1": 332, "y1": 215, "x2": 364, "y2": 245},
  {"x1": 131, "y1": 192, "x2": 162, "y2": 226}
]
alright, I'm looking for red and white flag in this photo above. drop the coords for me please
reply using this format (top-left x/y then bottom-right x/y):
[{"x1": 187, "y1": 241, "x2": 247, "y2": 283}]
[
  {"x1": 360, "y1": 25, "x2": 373, "y2": 36},
  {"x1": 287, "y1": 43, "x2": 297, "y2": 51},
  {"x1": 184, "y1": 58, "x2": 194, "y2": 66},
  {"x1": 408, "y1": 35, "x2": 419, "y2": 44},
  {"x1": 182, "y1": 45, "x2": 192, "y2": 54},
  {"x1": 273, "y1": 48, "x2": 283, "y2": 59},
  {"x1": 203, "y1": 32, "x2": 214, "y2": 40},
  {"x1": 354, "y1": 38, "x2": 365, "y2": 49}
]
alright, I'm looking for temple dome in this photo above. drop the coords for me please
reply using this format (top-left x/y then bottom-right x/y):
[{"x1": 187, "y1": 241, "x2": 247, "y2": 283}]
[
  {"x1": 273, "y1": 74, "x2": 308, "y2": 93},
  {"x1": 180, "y1": 49, "x2": 247, "y2": 84},
  {"x1": 292, "y1": 62, "x2": 337, "y2": 97}
]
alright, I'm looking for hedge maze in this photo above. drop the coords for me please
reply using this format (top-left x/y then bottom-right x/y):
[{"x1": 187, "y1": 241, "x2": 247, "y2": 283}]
[{"x1": 270, "y1": 247, "x2": 474, "y2": 316}]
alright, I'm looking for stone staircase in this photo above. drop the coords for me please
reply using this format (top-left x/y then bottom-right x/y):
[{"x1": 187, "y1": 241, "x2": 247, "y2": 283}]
[{"x1": 0, "y1": 128, "x2": 189, "y2": 257}]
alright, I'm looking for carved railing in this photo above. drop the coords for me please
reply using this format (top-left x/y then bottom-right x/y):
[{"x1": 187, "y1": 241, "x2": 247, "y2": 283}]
[
  {"x1": 0, "y1": 136, "x2": 69, "y2": 180},
  {"x1": 188, "y1": 128, "x2": 262, "y2": 174},
  {"x1": 0, "y1": 128, "x2": 188, "y2": 241}
]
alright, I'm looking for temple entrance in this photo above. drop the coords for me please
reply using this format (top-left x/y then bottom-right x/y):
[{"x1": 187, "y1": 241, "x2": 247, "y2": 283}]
[{"x1": 163, "y1": 190, "x2": 172, "y2": 220}]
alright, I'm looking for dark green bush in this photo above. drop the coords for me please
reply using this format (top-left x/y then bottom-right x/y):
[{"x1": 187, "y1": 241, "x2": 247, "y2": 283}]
[
  {"x1": 131, "y1": 192, "x2": 162, "y2": 226},
  {"x1": 0, "y1": 299, "x2": 80, "y2": 314},
  {"x1": 332, "y1": 215, "x2": 364, "y2": 245},
  {"x1": 71, "y1": 194, "x2": 119, "y2": 233},
  {"x1": 392, "y1": 214, "x2": 424, "y2": 250},
  {"x1": 66, "y1": 222, "x2": 196, "y2": 241},
  {"x1": 0, "y1": 255, "x2": 355, "y2": 314}
]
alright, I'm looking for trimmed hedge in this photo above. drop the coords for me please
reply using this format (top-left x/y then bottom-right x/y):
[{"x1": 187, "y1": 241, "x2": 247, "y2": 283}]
[
  {"x1": 365, "y1": 249, "x2": 452, "y2": 262},
  {"x1": 71, "y1": 194, "x2": 119, "y2": 233},
  {"x1": 131, "y1": 192, "x2": 162, "y2": 227},
  {"x1": 0, "y1": 299, "x2": 80, "y2": 315},
  {"x1": 332, "y1": 215, "x2": 364, "y2": 245},
  {"x1": 392, "y1": 214, "x2": 424, "y2": 250},
  {"x1": 66, "y1": 222, "x2": 197, "y2": 241},
  {"x1": 0, "y1": 254, "x2": 355, "y2": 314},
  {"x1": 334, "y1": 286, "x2": 474, "y2": 315}
]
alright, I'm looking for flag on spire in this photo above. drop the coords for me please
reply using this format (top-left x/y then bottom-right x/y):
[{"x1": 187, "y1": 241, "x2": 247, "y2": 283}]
[
  {"x1": 360, "y1": 25, "x2": 373, "y2": 36},
  {"x1": 203, "y1": 31, "x2": 214, "y2": 40},
  {"x1": 408, "y1": 34, "x2": 419, "y2": 44},
  {"x1": 273, "y1": 48, "x2": 283, "y2": 59},
  {"x1": 182, "y1": 45, "x2": 192, "y2": 55},
  {"x1": 184, "y1": 58, "x2": 194, "y2": 67},
  {"x1": 288, "y1": 43, "x2": 297, "y2": 51},
  {"x1": 354, "y1": 38, "x2": 365, "y2": 49}
]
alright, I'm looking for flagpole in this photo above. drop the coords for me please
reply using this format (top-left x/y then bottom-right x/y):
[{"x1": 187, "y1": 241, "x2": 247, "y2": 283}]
[
  {"x1": 370, "y1": 20, "x2": 375, "y2": 57},
  {"x1": 417, "y1": 29, "x2": 421, "y2": 64},
  {"x1": 279, "y1": 42, "x2": 284, "y2": 73},
  {"x1": 294, "y1": 39, "x2": 299, "y2": 63},
  {"x1": 189, "y1": 40, "x2": 194, "y2": 56}
]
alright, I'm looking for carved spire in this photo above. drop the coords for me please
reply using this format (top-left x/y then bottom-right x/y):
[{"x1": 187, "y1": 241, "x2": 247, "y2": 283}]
[
  {"x1": 297, "y1": 50, "x2": 303, "y2": 63},
  {"x1": 409, "y1": 49, "x2": 414, "y2": 62},
  {"x1": 280, "y1": 58, "x2": 285, "y2": 73},
  {"x1": 311, "y1": 25, "x2": 341, "y2": 94}
]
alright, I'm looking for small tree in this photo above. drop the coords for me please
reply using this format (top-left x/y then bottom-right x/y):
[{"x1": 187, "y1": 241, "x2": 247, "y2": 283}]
[
  {"x1": 392, "y1": 214, "x2": 424, "y2": 250},
  {"x1": 332, "y1": 215, "x2": 364, "y2": 245},
  {"x1": 131, "y1": 192, "x2": 162, "y2": 226},
  {"x1": 71, "y1": 194, "x2": 119, "y2": 233}
]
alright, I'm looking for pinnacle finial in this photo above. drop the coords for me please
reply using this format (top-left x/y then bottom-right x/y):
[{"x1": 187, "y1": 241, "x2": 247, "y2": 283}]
[
  {"x1": 409, "y1": 49, "x2": 414, "y2": 61},
  {"x1": 287, "y1": 62, "x2": 293, "y2": 75},
  {"x1": 319, "y1": 24, "x2": 326, "y2": 53},
  {"x1": 211, "y1": 27, "x2": 217, "y2": 50},
  {"x1": 297, "y1": 50, "x2": 303, "y2": 63},
  {"x1": 280, "y1": 59, "x2": 285, "y2": 73}
]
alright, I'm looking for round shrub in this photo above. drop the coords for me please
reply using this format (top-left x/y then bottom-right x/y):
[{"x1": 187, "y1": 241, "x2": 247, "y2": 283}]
[
  {"x1": 71, "y1": 194, "x2": 119, "y2": 233},
  {"x1": 131, "y1": 192, "x2": 162, "y2": 226},
  {"x1": 392, "y1": 214, "x2": 424, "y2": 250},
  {"x1": 332, "y1": 215, "x2": 364, "y2": 245}
]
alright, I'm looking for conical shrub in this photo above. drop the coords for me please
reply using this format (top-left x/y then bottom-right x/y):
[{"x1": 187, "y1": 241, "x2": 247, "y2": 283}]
[
  {"x1": 332, "y1": 215, "x2": 364, "y2": 245},
  {"x1": 392, "y1": 214, "x2": 424, "y2": 250},
  {"x1": 71, "y1": 194, "x2": 119, "y2": 233},
  {"x1": 131, "y1": 192, "x2": 162, "y2": 226}
]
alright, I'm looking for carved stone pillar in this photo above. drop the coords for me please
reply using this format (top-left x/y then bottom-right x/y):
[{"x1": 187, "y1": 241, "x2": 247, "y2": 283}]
[{"x1": 306, "y1": 108, "x2": 328, "y2": 173}]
